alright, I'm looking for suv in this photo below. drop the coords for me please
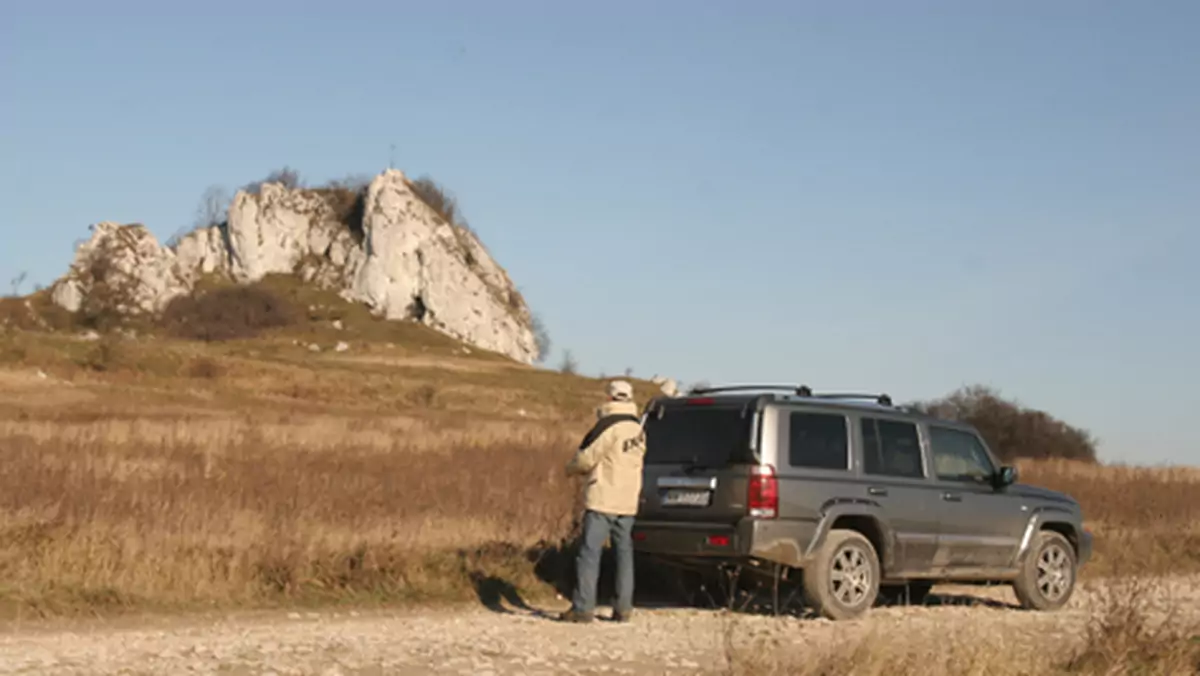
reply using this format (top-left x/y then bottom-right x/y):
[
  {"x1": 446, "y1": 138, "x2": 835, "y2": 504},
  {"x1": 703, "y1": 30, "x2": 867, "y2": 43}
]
[{"x1": 632, "y1": 384, "x2": 1093, "y2": 621}]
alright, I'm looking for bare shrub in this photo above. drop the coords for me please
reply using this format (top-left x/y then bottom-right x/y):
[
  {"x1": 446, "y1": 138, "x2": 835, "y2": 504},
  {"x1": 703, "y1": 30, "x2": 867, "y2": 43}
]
[
  {"x1": 559, "y1": 349, "x2": 578, "y2": 375},
  {"x1": 9, "y1": 271, "x2": 28, "y2": 297},
  {"x1": 311, "y1": 183, "x2": 368, "y2": 242},
  {"x1": 531, "y1": 313, "x2": 552, "y2": 364},
  {"x1": 408, "y1": 383, "x2": 440, "y2": 408},
  {"x1": 194, "y1": 185, "x2": 230, "y2": 230},
  {"x1": 76, "y1": 336, "x2": 128, "y2": 372},
  {"x1": 160, "y1": 285, "x2": 302, "y2": 342},
  {"x1": 909, "y1": 384, "x2": 1097, "y2": 462},
  {"x1": 409, "y1": 175, "x2": 463, "y2": 227},
  {"x1": 76, "y1": 257, "x2": 136, "y2": 332},
  {"x1": 1064, "y1": 577, "x2": 1200, "y2": 673},
  {"x1": 186, "y1": 357, "x2": 224, "y2": 379},
  {"x1": 242, "y1": 167, "x2": 304, "y2": 195}
]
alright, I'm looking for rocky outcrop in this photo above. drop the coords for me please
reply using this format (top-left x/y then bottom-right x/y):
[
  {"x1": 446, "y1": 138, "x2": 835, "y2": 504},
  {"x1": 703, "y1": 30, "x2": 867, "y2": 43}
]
[
  {"x1": 48, "y1": 170, "x2": 540, "y2": 363},
  {"x1": 51, "y1": 222, "x2": 190, "y2": 314}
]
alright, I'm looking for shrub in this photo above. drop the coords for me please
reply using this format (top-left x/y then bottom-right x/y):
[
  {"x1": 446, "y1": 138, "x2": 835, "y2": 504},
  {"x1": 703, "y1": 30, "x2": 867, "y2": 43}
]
[
  {"x1": 559, "y1": 349, "x2": 578, "y2": 375},
  {"x1": 186, "y1": 356, "x2": 224, "y2": 379},
  {"x1": 242, "y1": 167, "x2": 304, "y2": 195},
  {"x1": 74, "y1": 257, "x2": 140, "y2": 332},
  {"x1": 311, "y1": 184, "x2": 367, "y2": 242},
  {"x1": 160, "y1": 285, "x2": 302, "y2": 342},
  {"x1": 408, "y1": 175, "x2": 463, "y2": 228},
  {"x1": 531, "y1": 313, "x2": 552, "y2": 364},
  {"x1": 76, "y1": 336, "x2": 128, "y2": 372},
  {"x1": 909, "y1": 385, "x2": 1097, "y2": 462}
]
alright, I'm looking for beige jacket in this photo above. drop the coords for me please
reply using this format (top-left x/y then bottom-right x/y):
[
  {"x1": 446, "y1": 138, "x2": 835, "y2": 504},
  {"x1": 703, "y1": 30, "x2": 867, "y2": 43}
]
[{"x1": 566, "y1": 400, "x2": 646, "y2": 516}]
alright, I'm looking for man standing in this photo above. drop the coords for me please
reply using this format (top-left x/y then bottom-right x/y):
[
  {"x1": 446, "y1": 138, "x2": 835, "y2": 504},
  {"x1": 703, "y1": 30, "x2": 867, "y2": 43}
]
[{"x1": 559, "y1": 380, "x2": 647, "y2": 623}]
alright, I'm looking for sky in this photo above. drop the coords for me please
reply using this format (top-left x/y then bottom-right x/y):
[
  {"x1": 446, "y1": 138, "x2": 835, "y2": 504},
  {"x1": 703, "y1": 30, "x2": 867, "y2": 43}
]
[{"x1": 2, "y1": 1, "x2": 1197, "y2": 465}]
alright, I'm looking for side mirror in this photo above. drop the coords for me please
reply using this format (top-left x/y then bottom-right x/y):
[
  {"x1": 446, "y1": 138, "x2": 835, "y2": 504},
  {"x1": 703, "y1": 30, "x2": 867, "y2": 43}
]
[{"x1": 994, "y1": 465, "x2": 1018, "y2": 489}]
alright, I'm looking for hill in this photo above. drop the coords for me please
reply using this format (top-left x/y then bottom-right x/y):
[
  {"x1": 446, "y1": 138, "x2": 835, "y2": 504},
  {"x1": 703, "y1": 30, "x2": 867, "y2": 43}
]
[
  {"x1": 18, "y1": 168, "x2": 547, "y2": 364},
  {"x1": 2, "y1": 305, "x2": 1199, "y2": 619}
]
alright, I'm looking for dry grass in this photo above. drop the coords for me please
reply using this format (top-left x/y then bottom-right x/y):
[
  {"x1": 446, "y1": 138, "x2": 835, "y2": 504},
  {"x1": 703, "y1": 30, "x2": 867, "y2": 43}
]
[
  {"x1": 0, "y1": 417, "x2": 578, "y2": 616},
  {"x1": 1019, "y1": 458, "x2": 1200, "y2": 576},
  {"x1": 717, "y1": 576, "x2": 1200, "y2": 675},
  {"x1": 0, "y1": 324, "x2": 634, "y2": 618},
  {"x1": 0, "y1": 324, "x2": 1198, "y2": 649}
]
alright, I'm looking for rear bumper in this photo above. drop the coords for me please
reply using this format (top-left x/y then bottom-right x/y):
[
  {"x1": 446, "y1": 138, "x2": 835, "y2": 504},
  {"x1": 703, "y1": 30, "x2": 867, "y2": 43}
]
[
  {"x1": 632, "y1": 520, "x2": 747, "y2": 559},
  {"x1": 632, "y1": 518, "x2": 817, "y2": 569}
]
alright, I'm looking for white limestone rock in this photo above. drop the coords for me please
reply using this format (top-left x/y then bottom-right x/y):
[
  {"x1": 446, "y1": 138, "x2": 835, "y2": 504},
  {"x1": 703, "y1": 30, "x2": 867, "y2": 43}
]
[
  {"x1": 347, "y1": 170, "x2": 538, "y2": 363},
  {"x1": 173, "y1": 225, "x2": 229, "y2": 284},
  {"x1": 46, "y1": 170, "x2": 541, "y2": 363},
  {"x1": 49, "y1": 221, "x2": 189, "y2": 314}
]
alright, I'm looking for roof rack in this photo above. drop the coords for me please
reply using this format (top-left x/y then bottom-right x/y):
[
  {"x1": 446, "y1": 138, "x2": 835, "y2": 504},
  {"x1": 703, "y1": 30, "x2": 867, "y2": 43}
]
[
  {"x1": 688, "y1": 384, "x2": 815, "y2": 396},
  {"x1": 686, "y1": 384, "x2": 894, "y2": 407},
  {"x1": 809, "y1": 392, "x2": 894, "y2": 407}
]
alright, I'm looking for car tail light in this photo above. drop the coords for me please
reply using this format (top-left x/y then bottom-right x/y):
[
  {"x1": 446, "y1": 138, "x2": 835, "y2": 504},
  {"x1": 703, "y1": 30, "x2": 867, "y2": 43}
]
[
  {"x1": 685, "y1": 397, "x2": 715, "y2": 406},
  {"x1": 748, "y1": 465, "x2": 778, "y2": 519},
  {"x1": 706, "y1": 534, "x2": 730, "y2": 547}
]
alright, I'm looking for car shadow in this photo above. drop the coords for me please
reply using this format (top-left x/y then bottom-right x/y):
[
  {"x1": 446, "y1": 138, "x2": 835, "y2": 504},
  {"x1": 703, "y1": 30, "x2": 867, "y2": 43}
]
[{"x1": 468, "y1": 544, "x2": 1022, "y2": 620}]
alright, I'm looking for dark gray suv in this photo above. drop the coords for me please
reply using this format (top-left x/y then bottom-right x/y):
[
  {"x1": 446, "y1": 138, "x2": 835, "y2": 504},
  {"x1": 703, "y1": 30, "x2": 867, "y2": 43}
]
[{"x1": 632, "y1": 385, "x2": 1093, "y2": 620}]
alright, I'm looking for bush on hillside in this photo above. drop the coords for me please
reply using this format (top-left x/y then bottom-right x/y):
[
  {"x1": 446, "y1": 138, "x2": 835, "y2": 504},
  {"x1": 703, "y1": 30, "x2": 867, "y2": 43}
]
[
  {"x1": 242, "y1": 167, "x2": 304, "y2": 195},
  {"x1": 76, "y1": 257, "x2": 139, "y2": 332},
  {"x1": 910, "y1": 385, "x2": 1098, "y2": 462},
  {"x1": 311, "y1": 181, "x2": 368, "y2": 243},
  {"x1": 409, "y1": 175, "x2": 466, "y2": 229},
  {"x1": 531, "y1": 313, "x2": 552, "y2": 364},
  {"x1": 160, "y1": 285, "x2": 302, "y2": 342}
]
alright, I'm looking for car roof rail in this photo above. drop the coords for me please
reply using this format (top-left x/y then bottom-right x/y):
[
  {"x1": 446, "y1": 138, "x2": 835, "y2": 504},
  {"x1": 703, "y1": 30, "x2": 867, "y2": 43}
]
[
  {"x1": 808, "y1": 392, "x2": 895, "y2": 407},
  {"x1": 688, "y1": 384, "x2": 894, "y2": 407},
  {"x1": 688, "y1": 384, "x2": 815, "y2": 396}
]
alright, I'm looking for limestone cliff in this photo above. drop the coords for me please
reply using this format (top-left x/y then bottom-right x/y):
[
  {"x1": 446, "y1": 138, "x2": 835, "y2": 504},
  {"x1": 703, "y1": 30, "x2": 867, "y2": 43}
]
[{"x1": 48, "y1": 169, "x2": 541, "y2": 363}]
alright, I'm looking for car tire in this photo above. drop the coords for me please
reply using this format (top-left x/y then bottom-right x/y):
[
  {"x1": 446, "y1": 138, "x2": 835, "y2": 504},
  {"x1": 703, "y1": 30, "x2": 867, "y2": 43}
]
[
  {"x1": 877, "y1": 581, "x2": 934, "y2": 607},
  {"x1": 1012, "y1": 530, "x2": 1077, "y2": 611},
  {"x1": 802, "y1": 528, "x2": 880, "y2": 621}
]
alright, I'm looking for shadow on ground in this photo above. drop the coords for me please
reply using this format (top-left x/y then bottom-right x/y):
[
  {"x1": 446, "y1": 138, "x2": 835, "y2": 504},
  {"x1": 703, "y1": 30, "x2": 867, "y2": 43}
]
[{"x1": 466, "y1": 541, "x2": 1023, "y2": 620}]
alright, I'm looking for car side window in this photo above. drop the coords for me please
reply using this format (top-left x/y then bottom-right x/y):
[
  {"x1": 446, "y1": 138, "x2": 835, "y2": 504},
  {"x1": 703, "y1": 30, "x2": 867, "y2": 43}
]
[
  {"x1": 788, "y1": 411, "x2": 849, "y2": 471},
  {"x1": 929, "y1": 426, "x2": 996, "y2": 483},
  {"x1": 861, "y1": 418, "x2": 925, "y2": 479}
]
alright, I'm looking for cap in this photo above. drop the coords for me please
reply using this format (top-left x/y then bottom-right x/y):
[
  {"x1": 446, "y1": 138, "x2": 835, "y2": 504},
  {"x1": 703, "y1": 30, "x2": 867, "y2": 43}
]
[{"x1": 607, "y1": 380, "x2": 633, "y2": 401}]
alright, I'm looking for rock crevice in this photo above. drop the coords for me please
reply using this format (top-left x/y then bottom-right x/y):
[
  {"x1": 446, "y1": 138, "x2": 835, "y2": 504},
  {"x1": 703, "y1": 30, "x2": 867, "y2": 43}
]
[{"x1": 48, "y1": 169, "x2": 540, "y2": 363}]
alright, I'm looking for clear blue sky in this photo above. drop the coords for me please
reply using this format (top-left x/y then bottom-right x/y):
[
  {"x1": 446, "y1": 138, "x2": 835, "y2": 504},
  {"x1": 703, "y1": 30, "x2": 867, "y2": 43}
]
[{"x1": 2, "y1": 1, "x2": 1197, "y2": 465}]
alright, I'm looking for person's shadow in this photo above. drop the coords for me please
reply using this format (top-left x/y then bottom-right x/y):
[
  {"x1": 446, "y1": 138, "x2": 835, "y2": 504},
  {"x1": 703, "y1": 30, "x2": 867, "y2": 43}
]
[
  {"x1": 468, "y1": 542, "x2": 766, "y2": 620},
  {"x1": 469, "y1": 571, "x2": 534, "y2": 614}
]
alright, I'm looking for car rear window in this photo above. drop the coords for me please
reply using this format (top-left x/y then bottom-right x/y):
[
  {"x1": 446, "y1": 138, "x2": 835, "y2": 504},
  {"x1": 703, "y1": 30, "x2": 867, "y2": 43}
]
[{"x1": 643, "y1": 403, "x2": 756, "y2": 467}]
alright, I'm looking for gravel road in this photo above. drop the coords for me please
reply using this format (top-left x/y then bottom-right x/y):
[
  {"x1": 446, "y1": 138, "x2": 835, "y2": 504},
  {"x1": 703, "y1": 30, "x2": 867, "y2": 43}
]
[{"x1": 2, "y1": 578, "x2": 1197, "y2": 676}]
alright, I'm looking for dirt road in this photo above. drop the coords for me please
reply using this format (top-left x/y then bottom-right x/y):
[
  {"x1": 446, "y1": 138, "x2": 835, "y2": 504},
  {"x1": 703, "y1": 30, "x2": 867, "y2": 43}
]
[{"x1": 1, "y1": 578, "x2": 1197, "y2": 675}]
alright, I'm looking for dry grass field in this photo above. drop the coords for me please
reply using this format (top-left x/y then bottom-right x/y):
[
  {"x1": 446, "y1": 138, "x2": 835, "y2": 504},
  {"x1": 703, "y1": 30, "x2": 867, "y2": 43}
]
[{"x1": 1, "y1": 299, "x2": 1198, "y2": 673}]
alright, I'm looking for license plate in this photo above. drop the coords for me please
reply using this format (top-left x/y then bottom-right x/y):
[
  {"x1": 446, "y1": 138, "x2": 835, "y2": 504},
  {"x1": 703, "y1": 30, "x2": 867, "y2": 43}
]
[{"x1": 661, "y1": 489, "x2": 711, "y2": 507}]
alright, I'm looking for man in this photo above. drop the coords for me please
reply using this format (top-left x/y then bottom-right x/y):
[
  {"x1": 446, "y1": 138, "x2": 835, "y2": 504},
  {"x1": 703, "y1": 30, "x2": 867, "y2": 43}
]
[{"x1": 559, "y1": 380, "x2": 647, "y2": 623}]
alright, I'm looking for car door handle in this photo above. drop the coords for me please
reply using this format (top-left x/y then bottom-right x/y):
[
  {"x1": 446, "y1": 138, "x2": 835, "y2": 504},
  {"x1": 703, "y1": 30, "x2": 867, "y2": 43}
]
[
  {"x1": 867, "y1": 486, "x2": 888, "y2": 496},
  {"x1": 942, "y1": 492, "x2": 962, "y2": 502}
]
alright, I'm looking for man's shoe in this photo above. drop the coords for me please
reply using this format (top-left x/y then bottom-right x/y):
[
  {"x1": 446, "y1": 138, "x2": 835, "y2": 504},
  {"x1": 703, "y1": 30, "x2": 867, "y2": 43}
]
[
  {"x1": 558, "y1": 609, "x2": 594, "y2": 623},
  {"x1": 612, "y1": 609, "x2": 633, "y2": 623}
]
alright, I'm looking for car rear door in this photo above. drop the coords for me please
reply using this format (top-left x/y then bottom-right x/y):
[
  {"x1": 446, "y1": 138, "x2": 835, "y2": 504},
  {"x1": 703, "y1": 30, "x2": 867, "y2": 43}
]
[
  {"x1": 637, "y1": 397, "x2": 760, "y2": 525},
  {"x1": 856, "y1": 414, "x2": 945, "y2": 575}
]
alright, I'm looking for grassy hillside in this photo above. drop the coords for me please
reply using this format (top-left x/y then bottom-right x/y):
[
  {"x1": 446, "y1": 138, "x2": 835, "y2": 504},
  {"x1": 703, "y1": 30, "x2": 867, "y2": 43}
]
[{"x1": 1, "y1": 277, "x2": 1198, "y2": 622}]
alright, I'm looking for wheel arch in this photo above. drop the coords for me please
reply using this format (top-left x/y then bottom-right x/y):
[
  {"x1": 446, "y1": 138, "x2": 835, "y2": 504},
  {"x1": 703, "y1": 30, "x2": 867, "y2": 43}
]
[
  {"x1": 1014, "y1": 507, "x2": 1083, "y2": 566},
  {"x1": 1039, "y1": 520, "x2": 1081, "y2": 558},
  {"x1": 804, "y1": 503, "x2": 894, "y2": 570}
]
